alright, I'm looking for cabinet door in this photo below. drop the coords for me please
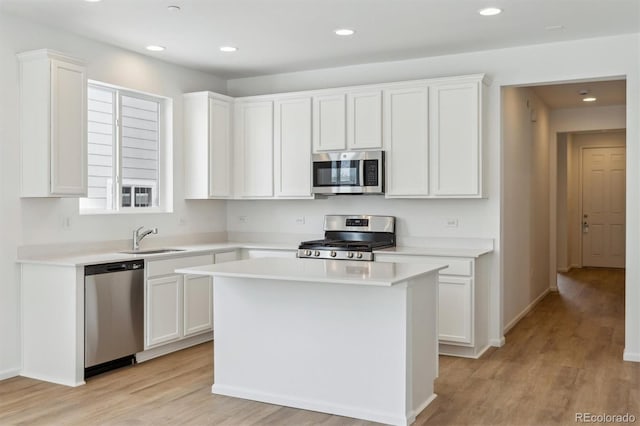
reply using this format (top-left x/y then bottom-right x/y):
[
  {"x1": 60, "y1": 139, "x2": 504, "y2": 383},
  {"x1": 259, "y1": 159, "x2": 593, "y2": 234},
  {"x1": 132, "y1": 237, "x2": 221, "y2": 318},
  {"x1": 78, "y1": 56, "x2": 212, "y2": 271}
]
[
  {"x1": 347, "y1": 90, "x2": 382, "y2": 149},
  {"x1": 235, "y1": 101, "x2": 274, "y2": 197},
  {"x1": 209, "y1": 97, "x2": 232, "y2": 197},
  {"x1": 383, "y1": 86, "x2": 429, "y2": 197},
  {"x1": 50, "y1": 58, "x2": 87, "y2": 196},
  {"x1": 214, "y1": 250, "x2": 239, "y2": 263},
  {"x1": 430, "y1": 80, "x2": 481, "y2": 197},
  {"x1": 313, "y1": 94, "x2": 346, "y2": 152},
  {"x1": 183, "y1": 274, "x2": 213, "y2": 337},
  {"x1": 146, "y1": 275, "x2": 182, "y2": 347},
  {"x1": 274, "y1": 97, "x2": 312, "y2": 197},
  {"x1": 438, "y1": 276, "x2": 473, "y2": 344}
]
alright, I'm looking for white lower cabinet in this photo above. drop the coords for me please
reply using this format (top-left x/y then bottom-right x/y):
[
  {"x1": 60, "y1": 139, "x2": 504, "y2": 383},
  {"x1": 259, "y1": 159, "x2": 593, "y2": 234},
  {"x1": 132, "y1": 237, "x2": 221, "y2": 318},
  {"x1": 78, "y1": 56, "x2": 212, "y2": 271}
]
[
  {"x1": 183, "y1": 274, "x2": 213, "y2": 337},
  {"x1": 145, "y1": 253, "x2": 215, "y2": 349},
  {"x1": 438, "y1": 276, "x2": 472, "y2": 344},
  {"x1": 240, "y1": 248, "x2": 297, "y2": 259},
  {"x1": 147, "y1": 275, "x2": 182, "y2": 347},
  {"x1": 375, "y1": 252, "x2": 489, "y2": 358}
]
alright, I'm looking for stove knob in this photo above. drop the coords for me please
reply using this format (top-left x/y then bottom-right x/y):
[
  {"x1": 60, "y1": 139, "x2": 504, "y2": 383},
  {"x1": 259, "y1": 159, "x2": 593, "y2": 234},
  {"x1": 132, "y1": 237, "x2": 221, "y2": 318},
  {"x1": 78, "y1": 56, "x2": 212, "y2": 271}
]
[
  {"x1": 347, "y1": 252, "x2": 354, "y2": 259},
  {"x1": 304, "y1": 250, "x2": 312, "y2": 256},
  {"x1": 314, "y1": 250, "x2": 321, "y2": 257},
  {"x1": 330, "y1": 251, "x2": 337, "y2": 258},
  {"x1": 356, "y1": 252, "x2": 363, "y2": 259}
]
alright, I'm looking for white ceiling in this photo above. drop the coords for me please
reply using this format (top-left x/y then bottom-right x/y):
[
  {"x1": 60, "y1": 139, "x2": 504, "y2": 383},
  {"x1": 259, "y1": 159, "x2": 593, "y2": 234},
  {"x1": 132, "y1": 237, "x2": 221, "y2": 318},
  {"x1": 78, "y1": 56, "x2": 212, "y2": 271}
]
[
  {"x1": 1, "y1": 0, "x2": 639, "y2": 79},
  {"x1": 532, "y1": 80, "x2": 627, "y2": 109}
]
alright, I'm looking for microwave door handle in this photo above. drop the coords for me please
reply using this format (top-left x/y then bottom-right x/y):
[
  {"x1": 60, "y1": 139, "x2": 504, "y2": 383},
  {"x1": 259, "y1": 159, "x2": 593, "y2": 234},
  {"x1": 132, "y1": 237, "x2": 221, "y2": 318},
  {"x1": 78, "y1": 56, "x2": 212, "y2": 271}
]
[{"x1": 359, "y1": 161, "x2": 365, "y2": 188}]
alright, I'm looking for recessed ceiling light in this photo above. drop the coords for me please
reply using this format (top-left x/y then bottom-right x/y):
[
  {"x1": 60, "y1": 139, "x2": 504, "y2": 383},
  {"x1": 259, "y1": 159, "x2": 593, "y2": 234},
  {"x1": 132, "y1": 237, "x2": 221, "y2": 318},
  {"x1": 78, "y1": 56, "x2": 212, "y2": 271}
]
[
  {"x1": 146, "y1": 45, "x2": 165, "y2": 52},
  {"x1": 220, "y1": 46, "x2": 238, "y2": 53},
  {"x1": 334, "y1": 28, "x2": 356, "y2": 36},
  {"x1": 583, "y1": 97, "x2": 597, "y2": 102},
  {"x1": 167, "y1": 5, "x2": 181, "y2": 12},
  {"x1": 478, "y1": 7, "x2": 502, "y2": 16}
]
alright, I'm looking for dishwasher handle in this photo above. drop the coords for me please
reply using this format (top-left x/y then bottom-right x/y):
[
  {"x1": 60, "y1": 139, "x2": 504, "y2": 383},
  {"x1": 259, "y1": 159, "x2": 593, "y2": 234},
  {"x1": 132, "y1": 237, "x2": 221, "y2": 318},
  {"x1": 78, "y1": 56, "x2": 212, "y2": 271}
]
[{"x1": 85, "y1": 260, "x2": 144, "y2": 276}]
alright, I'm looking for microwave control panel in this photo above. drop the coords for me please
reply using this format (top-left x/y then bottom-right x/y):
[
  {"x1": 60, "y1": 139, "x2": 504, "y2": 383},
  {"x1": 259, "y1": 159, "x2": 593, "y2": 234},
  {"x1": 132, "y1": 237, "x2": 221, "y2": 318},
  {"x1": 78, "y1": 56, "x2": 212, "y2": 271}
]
[{"x1": 363, "y1": 160, "x2": 379, "y2": 186}]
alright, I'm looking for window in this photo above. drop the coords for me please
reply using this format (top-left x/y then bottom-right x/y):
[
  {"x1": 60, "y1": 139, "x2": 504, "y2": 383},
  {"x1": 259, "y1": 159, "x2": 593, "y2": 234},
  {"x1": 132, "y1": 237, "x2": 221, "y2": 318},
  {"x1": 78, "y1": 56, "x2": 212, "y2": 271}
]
[{"x1": 80, "y1": 82, "x2": 171, "y2": 213}]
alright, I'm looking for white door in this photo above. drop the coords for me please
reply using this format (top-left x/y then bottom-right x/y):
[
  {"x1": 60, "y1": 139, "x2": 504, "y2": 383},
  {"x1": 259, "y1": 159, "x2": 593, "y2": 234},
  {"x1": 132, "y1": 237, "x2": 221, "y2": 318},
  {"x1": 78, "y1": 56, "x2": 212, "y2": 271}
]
[
  {"x1": 383, "y1": 85, "x2": 429, "y2": 197},
  {"x1": 50, "y1": 58, "x2": 87, "y2": 195},
  {"x1": 274, "y1": 97, "x2": 312, "y2": 197},
  {"x1": 312, "y1": 94, "x2": 346, "y2": 151},
  {"x1": 183, "y1": 274, "x2": 213, "y2": 337},
  {"x1": 347, "y1": 90, "x2": 382, "y2": 149},
  {"x1": 582, "y1": 147, "x2": 626, "y2": 268},
  {"x1": 429, "y1": 80, "x2": 481, "y2": 197},
  {"x1": 146, "y1": 275, "x2": 182, "y2": 347}
]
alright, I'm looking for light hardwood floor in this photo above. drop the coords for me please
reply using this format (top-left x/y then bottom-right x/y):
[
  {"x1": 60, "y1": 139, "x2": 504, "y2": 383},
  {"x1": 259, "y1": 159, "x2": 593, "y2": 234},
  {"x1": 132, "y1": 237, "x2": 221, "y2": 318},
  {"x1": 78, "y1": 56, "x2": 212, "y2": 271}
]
[{"x1": 1, "y1": 268, "x2": 637, "y2": 425}]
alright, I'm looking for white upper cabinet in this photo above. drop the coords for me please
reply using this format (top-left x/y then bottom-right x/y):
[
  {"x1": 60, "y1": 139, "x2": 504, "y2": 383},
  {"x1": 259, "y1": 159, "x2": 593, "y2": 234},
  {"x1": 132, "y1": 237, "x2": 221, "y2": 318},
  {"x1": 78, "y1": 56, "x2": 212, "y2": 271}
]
[
  {"x1": 429, "y1": 77, "x2": 483, "y2": 197},
  {"x1": 19, "y1": 49, "x2": 87, "y2": 197},
  {"x1": 274, "y1": 97, "x2": 313, "y2": 198},
  {"x1": 347, "y1": 90, "x2": 383, "y2": 150},
  {"x1": 313, "y1": 94, "x2": 346, "y2": 152},
  {"x1": 383, "y1": 85, "x2": 430, "y2": 197},
  {"x1": 184, "y1": 92, "x2": 233, "y2": 199},
  {"x1": 234, "y1": 100, "x2": 274, "y2": 197}
]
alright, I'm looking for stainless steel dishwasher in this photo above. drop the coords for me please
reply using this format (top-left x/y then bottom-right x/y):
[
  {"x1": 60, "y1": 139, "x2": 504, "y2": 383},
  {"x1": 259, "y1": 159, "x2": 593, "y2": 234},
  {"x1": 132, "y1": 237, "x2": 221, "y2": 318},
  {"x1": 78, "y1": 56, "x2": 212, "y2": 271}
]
[{"x1": 84, "y1": 260, "x2": 144, "y2": 378}]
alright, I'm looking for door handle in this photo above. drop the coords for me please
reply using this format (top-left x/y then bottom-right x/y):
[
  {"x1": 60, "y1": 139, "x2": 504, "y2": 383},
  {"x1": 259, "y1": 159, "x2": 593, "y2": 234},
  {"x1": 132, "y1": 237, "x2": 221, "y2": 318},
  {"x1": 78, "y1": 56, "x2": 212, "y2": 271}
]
[{"x1": 583, "y1": 221, "x2": 589, "y2": 233}]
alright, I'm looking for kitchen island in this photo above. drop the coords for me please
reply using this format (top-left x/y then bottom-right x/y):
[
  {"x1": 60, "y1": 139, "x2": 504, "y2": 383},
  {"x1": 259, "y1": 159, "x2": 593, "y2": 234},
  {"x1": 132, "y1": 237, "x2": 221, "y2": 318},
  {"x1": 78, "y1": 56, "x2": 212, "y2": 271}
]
[{"x1": 177, "y1": 257, "x2": 445, "y2": 426}]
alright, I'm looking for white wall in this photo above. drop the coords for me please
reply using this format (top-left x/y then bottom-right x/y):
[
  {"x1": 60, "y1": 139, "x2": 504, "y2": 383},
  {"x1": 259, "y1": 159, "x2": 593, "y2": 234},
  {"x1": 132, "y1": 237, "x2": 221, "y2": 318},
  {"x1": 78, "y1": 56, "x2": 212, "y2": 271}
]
[
  {"x1": 227, "y1": 33, "x2": 640, "y2": 354},
  {"x1": 501, "y1": 87, "x2": 551, "y2": 332},
  {"x1": 0, "y1": 13, "x2": 229, "y2": 377},
  {"x1": 557, "y1": 133, "x2": 569, "y2": 271}
]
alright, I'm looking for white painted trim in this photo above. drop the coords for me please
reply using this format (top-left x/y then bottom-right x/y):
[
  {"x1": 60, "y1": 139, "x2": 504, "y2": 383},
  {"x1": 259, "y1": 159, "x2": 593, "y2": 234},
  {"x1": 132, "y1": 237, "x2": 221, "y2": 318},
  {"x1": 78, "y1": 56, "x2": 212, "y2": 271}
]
[
  {"x1": 623, "y1": 350, "x2": 640, "y2": 363},
  {"x1": 490, "y1": 337, "x2": 506, "y2": 347},
  {"x1": 136, "y1": 332, "x2": 212, "y2": 363},
  {"x1": 212, "y1": 383, "x2": 432, "y2": 426},
  {"x1": 408, "y1": 394, "x2": 438, "y2": 422},
  {"x1": 503, "y1": 288, "x2": 551, "y2": 334},
  {"x1": 0, "y1": 368, "x2": 20, "y2": 381},
  {"x1": 439, "y1": 344, "x2": 492, "y2": 359},
  {"x1": 557, "y1": 266, "x2": 571, "y2": 273},
  {"x1": 20, "y1": 371, "x2": 85, "y2": 387}
]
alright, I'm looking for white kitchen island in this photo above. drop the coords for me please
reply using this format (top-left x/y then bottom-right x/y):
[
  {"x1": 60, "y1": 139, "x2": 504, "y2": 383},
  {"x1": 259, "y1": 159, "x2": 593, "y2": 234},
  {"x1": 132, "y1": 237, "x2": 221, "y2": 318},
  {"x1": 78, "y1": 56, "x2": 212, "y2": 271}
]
[{"x1": 177, "y1": 257, "x2": 445, "y2": 426}]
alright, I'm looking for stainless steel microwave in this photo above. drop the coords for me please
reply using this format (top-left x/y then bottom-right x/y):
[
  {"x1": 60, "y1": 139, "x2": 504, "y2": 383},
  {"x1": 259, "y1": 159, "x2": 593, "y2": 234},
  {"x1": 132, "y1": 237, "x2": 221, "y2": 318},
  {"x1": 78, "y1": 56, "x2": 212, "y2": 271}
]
[{"x1": 312, "y1": 151, "x2": 384, "y2": 195}]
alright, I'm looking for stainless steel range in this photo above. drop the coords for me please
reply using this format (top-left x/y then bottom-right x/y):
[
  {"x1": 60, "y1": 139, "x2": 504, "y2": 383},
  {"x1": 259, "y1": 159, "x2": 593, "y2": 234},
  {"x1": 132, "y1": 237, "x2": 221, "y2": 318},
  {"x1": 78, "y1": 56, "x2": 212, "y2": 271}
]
[{"x1": 297, "y1": 215, "x2": 395, "y2": 261}]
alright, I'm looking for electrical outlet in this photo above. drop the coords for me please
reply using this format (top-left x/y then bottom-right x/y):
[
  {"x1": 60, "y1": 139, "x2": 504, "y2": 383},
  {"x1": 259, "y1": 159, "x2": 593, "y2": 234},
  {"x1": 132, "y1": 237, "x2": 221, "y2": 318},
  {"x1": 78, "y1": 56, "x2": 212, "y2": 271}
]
[
  {"x1": 446, "y1": 218, "x2": 459, "y2": 228},
  {"x1": 295, "y1": 216, "x2": 305, "y2": 224},
  {"x1": 238, "y1": 215, "x2": 248, "y2": 223},
  {"x1": 62, "y1": 216, "x2": 71, "y2": 230}
]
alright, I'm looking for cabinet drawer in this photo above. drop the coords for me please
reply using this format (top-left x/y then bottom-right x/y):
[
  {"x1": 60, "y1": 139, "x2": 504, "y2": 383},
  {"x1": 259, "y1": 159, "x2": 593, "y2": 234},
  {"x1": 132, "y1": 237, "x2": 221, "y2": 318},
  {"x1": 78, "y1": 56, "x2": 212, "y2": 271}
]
[
  {"x1": 375, "y1": 254, "x2": 472, "y2": 276},
  {"x1": 147, "y1": 254, "x2": 214, "y2": 278}
]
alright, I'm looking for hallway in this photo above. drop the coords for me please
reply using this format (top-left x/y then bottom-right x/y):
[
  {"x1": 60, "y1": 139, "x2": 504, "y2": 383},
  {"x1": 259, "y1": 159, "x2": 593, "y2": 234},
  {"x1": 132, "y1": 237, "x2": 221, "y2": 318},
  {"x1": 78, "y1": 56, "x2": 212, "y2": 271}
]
[
  {"x1": 0, "y1": 269, "x2": 637, "y2": 425},
  {"x1": 421, "y1": 267, "x2": 636, "y2": 425}
]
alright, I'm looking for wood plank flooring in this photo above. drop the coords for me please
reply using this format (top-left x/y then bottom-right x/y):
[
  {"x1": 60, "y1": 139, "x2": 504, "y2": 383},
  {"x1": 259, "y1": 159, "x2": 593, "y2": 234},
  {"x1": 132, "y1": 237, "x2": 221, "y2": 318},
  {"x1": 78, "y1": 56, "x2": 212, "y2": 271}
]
[{"x1": 1, "y1": 267, "x2": 637, "y2": 425}]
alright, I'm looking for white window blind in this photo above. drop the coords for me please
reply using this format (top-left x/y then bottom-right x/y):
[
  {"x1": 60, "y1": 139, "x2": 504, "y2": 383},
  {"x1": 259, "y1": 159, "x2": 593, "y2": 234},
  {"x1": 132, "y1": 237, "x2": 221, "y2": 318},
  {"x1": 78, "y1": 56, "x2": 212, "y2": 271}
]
[{"x1": 81, "y1": 83, "x2": 162, "y2": 212}]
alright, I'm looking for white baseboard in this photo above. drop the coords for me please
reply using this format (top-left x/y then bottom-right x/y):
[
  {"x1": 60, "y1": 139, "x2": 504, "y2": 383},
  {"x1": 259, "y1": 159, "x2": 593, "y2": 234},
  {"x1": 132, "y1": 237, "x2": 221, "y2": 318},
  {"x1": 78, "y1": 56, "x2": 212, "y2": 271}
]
[
  {"x1": 557, "y1": 267, "x2": 571, "y2": 273},
  {"x1": 20, "y1": 370, "x2": 84, "y2": 387},
  {"x1": 0, "y1": 368, "x2": 20, "y2": 381},
  {"x1": 489, "y1": 336, "x2": 506, "y2": 347},
  {"x1": 213, "y1": 383, "x2": 430, "y2": 426},
  {"x1": 503, "y1": 288, "x2": 551, "y2": 334},
  {"x1": 136, "y1": 333, "x2": 212, "y2": 363},
  {"x1": 439, "y1": 343, "x2": 492, "y2": 359},
  {"x1": 623, "y1": 350, "x2": 640, "y2": 362}
]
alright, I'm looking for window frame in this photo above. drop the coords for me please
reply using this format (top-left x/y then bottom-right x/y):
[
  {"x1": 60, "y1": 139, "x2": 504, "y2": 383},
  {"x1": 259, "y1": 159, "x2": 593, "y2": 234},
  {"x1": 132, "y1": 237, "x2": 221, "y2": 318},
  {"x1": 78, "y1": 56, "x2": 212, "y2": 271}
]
[{"x1": 80, "y1": 80, "x2": 173, "y2": 215}]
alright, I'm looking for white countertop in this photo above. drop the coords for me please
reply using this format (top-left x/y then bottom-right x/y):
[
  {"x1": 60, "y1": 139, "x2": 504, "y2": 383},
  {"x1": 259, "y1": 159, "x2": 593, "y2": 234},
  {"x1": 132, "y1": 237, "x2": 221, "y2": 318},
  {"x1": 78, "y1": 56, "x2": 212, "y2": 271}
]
[
  {"x1": 375, "y1": 246, "x2": 493, "y2": 258},
  {"x1": 16, "y1": 242, "x2": 298, "y2": 267},
  {"x1": 176, "y1": 257, "x2": 446, "y2": 287}
]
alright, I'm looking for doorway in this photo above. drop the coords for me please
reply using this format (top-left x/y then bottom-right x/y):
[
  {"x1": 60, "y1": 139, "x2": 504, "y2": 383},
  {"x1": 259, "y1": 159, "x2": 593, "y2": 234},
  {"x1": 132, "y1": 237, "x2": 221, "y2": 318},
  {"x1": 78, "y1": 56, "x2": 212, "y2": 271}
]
[{"x1": 556, "y1": 130, "x2": 626, "y2": 271}]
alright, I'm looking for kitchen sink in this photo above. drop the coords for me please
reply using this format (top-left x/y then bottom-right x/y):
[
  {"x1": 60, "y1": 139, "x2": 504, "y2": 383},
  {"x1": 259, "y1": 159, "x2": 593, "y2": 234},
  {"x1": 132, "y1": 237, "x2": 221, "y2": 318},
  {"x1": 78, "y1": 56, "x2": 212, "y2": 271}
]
[{"x1": 119, "y1": 248, "x2": 186, "y2": 255}]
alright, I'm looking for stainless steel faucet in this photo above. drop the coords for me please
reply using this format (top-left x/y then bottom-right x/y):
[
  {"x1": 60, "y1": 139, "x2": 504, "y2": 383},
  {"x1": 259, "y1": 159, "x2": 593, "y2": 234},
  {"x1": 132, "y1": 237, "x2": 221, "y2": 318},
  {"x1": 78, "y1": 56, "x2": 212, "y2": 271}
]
[{"x1": 132, "y1": 226, "x2": 158, "y2": 250}]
